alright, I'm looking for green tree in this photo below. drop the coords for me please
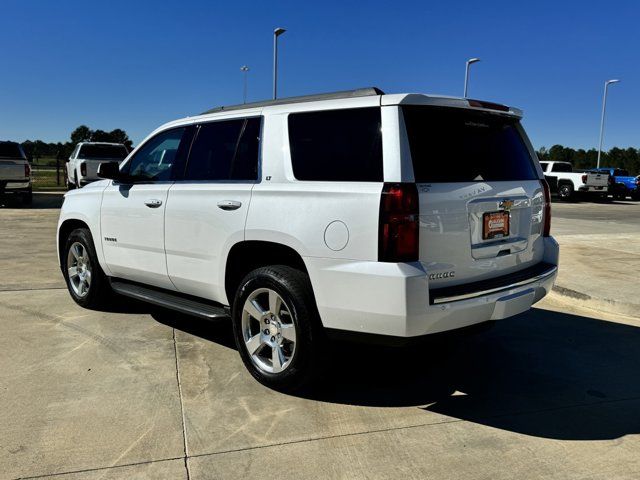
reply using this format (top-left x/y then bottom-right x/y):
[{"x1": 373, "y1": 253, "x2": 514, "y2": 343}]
[{"x1": 70, "y1": 125, "x2": 92, "y2": 144}]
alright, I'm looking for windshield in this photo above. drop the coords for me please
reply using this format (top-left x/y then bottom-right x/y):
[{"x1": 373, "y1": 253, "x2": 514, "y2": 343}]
[
  {"x1": 78, "y1": 144, "x2": 128, "y2": 160},
  {"x1": 0, "y1": 142, "x2": 25, "y2": 159},
  {"x1": 402, "y1": 106, "x2": 537, "y2": 183}
]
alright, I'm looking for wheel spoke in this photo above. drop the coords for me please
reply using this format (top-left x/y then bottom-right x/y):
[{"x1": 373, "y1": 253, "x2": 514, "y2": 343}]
[
  {"x1": 78, "y1": 282, "x2": 85, "y2": 296},
  {"x1": 84, "y1": 270, "x2": 91, "y2": 286},
  {"x1": 68, "y1": 266, "x2": 78, "y2": 279},
  {"x1": 71, "y1": 244, "x2": 81, "y2": 261},
  {"x1": 245, "y1": 299, "x2": 266, "y2": 321},
  {"x1": 280, "y1": 323, "x2": 296, "y2": 342},
  {"x1": 269, "y1": 290, "x2": 282, "y2": 315},
  {"x1": 272, "y1": 345, "x2": 285, "y2": 372},
  {"x1": 246, "y1": 333, "x2": 264, "y2": 355}
]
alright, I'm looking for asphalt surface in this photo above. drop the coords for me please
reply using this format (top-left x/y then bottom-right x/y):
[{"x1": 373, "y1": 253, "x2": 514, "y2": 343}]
[{"x1": 1, "y1": 193, "x2": 640, "y2": 479}]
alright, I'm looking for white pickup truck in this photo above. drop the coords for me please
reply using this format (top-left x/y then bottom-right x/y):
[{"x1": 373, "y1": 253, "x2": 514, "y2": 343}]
[
  {"x1": 0, "y1": 141, "x2": 32, "y2": 205},
  {"x1": 539, "y1": 161, "x2": 609, "y2": 200}
]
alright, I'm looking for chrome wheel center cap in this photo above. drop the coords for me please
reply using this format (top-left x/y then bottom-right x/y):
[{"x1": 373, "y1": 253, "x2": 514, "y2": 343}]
[{"x1": 269, "y1": 323, "x2": 279, "y2": 336}]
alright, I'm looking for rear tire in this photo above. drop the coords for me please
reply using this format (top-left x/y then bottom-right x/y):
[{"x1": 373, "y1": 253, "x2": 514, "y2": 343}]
[
  {"x1": 21, "y1": 188, "x2": 33, "y2": 206},
  {"x1": 558, "y1": 183, "x2": 574, "y2": 201},
  {"x1": 62, "y1": 228, "x2": 111, "y2": 308},
  {"x1": 232, "y1": 265, "x2": 324, "y2": 392}
]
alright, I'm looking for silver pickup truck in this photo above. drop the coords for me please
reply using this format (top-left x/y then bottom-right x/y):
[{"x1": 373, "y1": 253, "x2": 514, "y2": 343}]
[
  {"x1": 0, "y1": 141, "x2": 32, "y2": 205},
  {"x1": 540, "y1": 161, "x2": 609, "y2": 200}
]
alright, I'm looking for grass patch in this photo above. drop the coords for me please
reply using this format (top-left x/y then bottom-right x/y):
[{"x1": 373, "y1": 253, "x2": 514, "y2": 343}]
[{"x1": 32, "y1": 168, "x2": 66, "y2": 191}]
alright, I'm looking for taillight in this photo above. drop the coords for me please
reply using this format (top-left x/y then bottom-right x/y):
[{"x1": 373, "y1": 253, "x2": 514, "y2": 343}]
[
  {"x1": 541, "y1": 179, "x2": 551, "y2": 237},
  {"x1": 24, "y1": 163, "x2": 31, "y2": 178},
  {"x1": 379, "y1": 183, "x2": 419, "y2": 262},
  {"x1": 581, "y1": 174, "x2": 587, "y2": 184},
  {"x1": 80, "y1": 162, "x2": 87, "y2": 176}
]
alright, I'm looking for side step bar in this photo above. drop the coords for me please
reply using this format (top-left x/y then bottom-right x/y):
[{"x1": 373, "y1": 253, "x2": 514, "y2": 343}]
[{"x1": 110, "y1": 279, "x2": 230, "y2": 320}]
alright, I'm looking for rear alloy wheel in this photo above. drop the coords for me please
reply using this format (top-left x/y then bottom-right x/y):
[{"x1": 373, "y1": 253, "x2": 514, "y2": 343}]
[
  {"x1": 558, "y1": 183, "x2": 573, "y2": 201},
  {"x1": 63, "y1": 228, "x2": 111, "y2": 308},
  {"x1": 232, "y1": 266, "x2": 324, "y2": 392}
]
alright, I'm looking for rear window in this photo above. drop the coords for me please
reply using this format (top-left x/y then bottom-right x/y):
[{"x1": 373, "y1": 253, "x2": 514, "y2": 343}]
[
  {"x1": 0, "y1": 142, "x2": 25, "y2": 159},
  {"x1": 551, "y1": 162, "x2": 572, "y2": 172},
  {"x1": 614, "y1": 169, "x2": 629, "y2": 176},
  {"x1": 402, "y1": 106, "x2": 537, "y2": 183},
  {"x1": 288, "y1": 107, "x2": 383, "y2": 182},
  {"x1": 78, "y1": 144, "x2": 128, "y2": 160}
]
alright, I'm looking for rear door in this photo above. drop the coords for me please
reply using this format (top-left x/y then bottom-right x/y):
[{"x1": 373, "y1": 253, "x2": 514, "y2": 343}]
[
  {"x1": 164, "y1": 115, "x2": 261, "y2": 303},
  {"x1": 401, "y1": 106, "x2": 546, "y2": 288}
]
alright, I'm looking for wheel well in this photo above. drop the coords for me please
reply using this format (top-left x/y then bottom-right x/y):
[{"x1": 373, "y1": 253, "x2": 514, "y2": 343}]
[
  {"x1": 58, "y1": 219, "x2": 89, "y2": 266},
  {"x1": 225, "y1": 241, "x2": 308, "y2": 304}
]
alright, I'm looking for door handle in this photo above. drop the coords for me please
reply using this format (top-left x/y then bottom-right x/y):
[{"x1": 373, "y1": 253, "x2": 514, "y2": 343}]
[
  {"x1": 144, "y1": 199, "x2": 163, "y2": 208},
  {"x1": 217, "y1": 200, "x2": 242, "y2": 211}
]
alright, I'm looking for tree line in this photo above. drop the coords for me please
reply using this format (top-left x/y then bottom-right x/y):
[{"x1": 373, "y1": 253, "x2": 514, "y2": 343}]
[
  {"x1": 537, "y1": 145, "x2": 640, "y2": 174},
  {"x1": 21, "y1": 125, "x2": 134, "y2": 161}
]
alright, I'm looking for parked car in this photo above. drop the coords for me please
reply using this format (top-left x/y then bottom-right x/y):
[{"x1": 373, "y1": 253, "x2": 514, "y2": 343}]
[
  {"x1": 0, "y1": 141, "x2": 32, "y2": 205},
  {"x1": 539, "y1": 161, "x2": 609, "y2": 201},
  {"x1": 66, "y1": 142, "x2": 129, "y2": 189},
  {"x1": 592, "y1": 167, "x2": 638, "y2": 200},
  {"x1": 57, "y1": 88, "x2": 559, "y2": 391}
]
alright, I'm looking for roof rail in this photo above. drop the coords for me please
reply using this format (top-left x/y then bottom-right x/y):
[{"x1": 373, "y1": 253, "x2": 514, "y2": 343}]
[{"x1": 201, "y1": 87, "x2": 384, "y2": 115}]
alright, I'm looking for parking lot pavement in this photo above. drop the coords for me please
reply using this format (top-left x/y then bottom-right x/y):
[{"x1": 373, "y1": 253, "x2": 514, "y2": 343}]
[
  {"x1": 551, "y1": 200, "x2": 640, "y2": 316},
  {"x1": 2, "y1": 195, "x2": 640, "y2": 479}
]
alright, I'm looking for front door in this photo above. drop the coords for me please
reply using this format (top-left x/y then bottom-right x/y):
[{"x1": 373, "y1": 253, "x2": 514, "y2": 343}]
[{"x1": 101, "y1": 126, "x2": 192, "y2": 290}]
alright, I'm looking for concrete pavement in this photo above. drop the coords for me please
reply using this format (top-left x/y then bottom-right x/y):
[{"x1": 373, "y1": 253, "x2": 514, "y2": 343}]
[
  {"x1": 551, "y1": 200, "x2": 640, "y2": 316},
  {"x1": 1, "y1": 194, "x2": 640, "y2": 479}
]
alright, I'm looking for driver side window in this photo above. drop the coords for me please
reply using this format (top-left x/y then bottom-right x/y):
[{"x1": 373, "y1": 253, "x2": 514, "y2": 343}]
[{"x1": 124, "y1": 127, "x2": 186, "y2": 182}]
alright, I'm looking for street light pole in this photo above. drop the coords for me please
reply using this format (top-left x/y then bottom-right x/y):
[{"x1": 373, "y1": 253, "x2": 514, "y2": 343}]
[
  {"x1": 463, "y1": 57, "x2": 480, "y2": 98},
  {"x1": 597, "y1": 79, "x2": 620, "y2": 168},
  {"x1": 240, "y1": 65, "x2": 249, "y2": 104},
  {"x1": 273, "y1": 27, "x2": 286, "y2": 100}
]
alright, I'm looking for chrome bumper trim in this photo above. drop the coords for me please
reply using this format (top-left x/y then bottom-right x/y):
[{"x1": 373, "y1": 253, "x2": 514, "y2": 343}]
[{"x1": 432, "y1": 265, "x2": 558, "y2": 305}]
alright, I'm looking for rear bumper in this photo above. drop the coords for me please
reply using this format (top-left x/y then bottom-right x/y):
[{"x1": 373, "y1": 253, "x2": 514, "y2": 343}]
[
  {"x1": 578, "y1": 185, "x2": 607, "y2": 193},
  {"x1": 0, "y1": 180, "x2": 31, "y2": 193},
  {"x1": 305, "y1": 236, "x2": 559, "y2": 339}
]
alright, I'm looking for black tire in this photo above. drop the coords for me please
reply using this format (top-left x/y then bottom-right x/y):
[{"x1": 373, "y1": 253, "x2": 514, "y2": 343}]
[
  {"x1": 232, "y1": 265, "x2": 324, "y2": 392},
  {"x1": 62, "y1": 228, "x2": 111, "y2": 308},
  {"x1": 21, "y1": 188, "x2": 33, "y2": 206},
  {"x1": 558, "y1": 183, "x2": 574, "y2": 201}
]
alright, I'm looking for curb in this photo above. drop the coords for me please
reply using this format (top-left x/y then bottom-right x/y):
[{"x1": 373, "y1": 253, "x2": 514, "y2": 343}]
[{"x1": 551, "y1": 284, "x2": 639, "y2": 318}]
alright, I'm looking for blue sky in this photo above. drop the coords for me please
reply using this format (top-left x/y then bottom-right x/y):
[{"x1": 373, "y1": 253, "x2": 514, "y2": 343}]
[{"x1": 1, "y1": 0, "x2": 637, "y2": 150}]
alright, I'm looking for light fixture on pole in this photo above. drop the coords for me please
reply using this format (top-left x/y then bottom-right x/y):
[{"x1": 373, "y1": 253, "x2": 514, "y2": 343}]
[
  {"x1": 273, "y1": 27, "x2": 286, "y2": 100},
  {"x1": 240, "y1": 65, "x2": 249, "y2": 104},
  {"x1": 597, "y1": 79, "x2": 620, "y2": 168},
  {"x1": 463, "y1": 57, "x2": 480, "y2": 98}
]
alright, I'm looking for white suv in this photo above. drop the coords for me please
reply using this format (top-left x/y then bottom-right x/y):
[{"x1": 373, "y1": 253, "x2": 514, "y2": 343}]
[
  {"x1": 66, "y1": 142, "x2": 129, "y2": 189},
  {"x1": 57, "y1": 88, "x2": 559, "y2": 391}
]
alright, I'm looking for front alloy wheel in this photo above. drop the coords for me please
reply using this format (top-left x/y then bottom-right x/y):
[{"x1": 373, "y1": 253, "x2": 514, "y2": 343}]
[
  {"x1": 241, "y1": 288, "x2": 297, "y2": 374},
  {"x1": 67, "y1": 242, "x2": 92, "y2": 297}
]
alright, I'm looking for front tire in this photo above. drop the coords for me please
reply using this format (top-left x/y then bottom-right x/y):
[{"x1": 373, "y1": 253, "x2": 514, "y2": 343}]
[
  {"x1": 232, "y1": 266, "x2": 324, "y2": 392},
  {"x1": 62, "y1": 228, "x2": 111, "y2": 308}
]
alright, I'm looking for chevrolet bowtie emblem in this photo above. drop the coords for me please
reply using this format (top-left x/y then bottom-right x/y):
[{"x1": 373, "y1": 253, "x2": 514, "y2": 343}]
[{"x1": 499, "y1": 200, "x2": 514, "y2": 211}]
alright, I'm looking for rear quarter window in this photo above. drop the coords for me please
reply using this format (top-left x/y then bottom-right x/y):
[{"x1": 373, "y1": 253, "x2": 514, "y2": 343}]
[
  {"x1": 288, "y1": 107, "x2": 383, "y2": 182},
  {"x1": 402, "y1": 106, "x2": 538, "y2": 183}
]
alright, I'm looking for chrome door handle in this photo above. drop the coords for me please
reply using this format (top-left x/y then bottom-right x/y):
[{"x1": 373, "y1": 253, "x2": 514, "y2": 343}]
[
  {"x1": 217, "y1": 200, "x2": 242, "y2": 211},
  {"x1": 144, "y1": 199, "x2": 163, "y2": 208}
]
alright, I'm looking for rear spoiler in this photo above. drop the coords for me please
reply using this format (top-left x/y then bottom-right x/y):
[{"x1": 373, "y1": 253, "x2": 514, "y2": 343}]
[{"x1": 382, "y1": 94, "x2": 523, "y2": 118}]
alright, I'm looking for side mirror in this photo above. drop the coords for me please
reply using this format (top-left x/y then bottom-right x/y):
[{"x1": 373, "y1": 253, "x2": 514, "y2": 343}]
[{"x1": 97, "y1": 162, "x2": 122, "y2": 181}]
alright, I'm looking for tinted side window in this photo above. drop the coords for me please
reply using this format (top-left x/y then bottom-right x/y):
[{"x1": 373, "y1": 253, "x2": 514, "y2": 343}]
[
  {"x1": 184, "y1": 117, "x2": 260, "y2": 181},
  {"x1": 288, "y1": 107, "x2": 383, "y2": 182},
  {"x1": 551, "y1": 163, "x2": 572, "y2": 172},
  {"x1": 540, "y1": 162, "x2": 549, "y2": 172},
  {"x1": 123, "y1": 128, "x2": 186, "y2": 182}
]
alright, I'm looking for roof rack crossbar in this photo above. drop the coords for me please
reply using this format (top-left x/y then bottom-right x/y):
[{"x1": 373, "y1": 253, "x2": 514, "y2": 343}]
[{"x1": 201, "y1": 87, "x2": 384, "y2": 115}]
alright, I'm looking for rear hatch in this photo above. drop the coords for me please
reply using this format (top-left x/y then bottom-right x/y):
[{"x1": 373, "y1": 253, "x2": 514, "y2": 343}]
[
  {"x1": 0, "y1": 142, "x2": 28, "y2": 180},
  {"x1": 402, "y1": 105, "x2": 547, "y2": 289}
]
